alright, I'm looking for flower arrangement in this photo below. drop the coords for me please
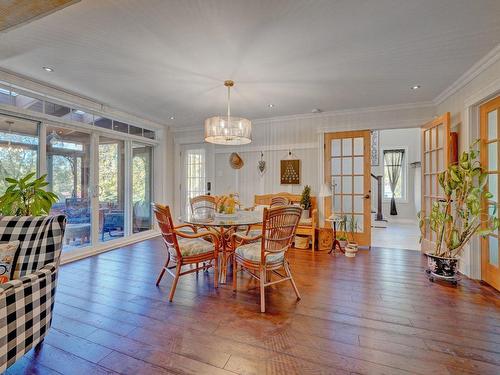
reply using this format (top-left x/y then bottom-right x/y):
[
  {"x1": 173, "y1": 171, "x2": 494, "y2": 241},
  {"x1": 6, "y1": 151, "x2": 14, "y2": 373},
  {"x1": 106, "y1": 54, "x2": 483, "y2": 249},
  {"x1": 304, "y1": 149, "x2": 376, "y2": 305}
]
[{"x1": 215, "y1": 194, "x2": 239, "y2": 215}]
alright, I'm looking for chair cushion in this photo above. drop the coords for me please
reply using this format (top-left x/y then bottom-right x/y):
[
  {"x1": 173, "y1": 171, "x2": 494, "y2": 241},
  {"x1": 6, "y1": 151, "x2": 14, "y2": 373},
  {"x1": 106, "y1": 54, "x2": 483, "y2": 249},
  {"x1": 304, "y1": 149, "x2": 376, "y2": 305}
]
[
  {"x1": 236, "y1": 242, "x2": 284, "y2": 263},
  {"x1": 246, "y1": 229, "x2": 262, "y2": 238},
  {"x1": 299, "y1": 218, "x2": 313, "y2": 226},
  {"x1": 177, "y1": 238, "x2": 214, "y2": 257}
]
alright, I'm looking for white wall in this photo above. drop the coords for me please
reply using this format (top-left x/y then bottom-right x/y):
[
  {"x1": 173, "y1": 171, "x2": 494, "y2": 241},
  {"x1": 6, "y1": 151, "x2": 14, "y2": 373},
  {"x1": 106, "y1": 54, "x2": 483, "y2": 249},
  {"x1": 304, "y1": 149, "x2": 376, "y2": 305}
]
[
  {"x1": 371, "y1": 128, "x2": 421, "y2": 221},
  {"x1": 435, "y1": 54, "x2": 500, "y2": 278},
  {"x1": 174, "y1": 104, "x2": 434, "y2": 218}
]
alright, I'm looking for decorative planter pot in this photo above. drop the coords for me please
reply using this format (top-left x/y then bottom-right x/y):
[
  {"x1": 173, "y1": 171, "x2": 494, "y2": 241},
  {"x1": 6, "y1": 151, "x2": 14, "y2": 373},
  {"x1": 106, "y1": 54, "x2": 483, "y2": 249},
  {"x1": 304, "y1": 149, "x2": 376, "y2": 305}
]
[
  {"x1": 301, "y1": 209, "x2": 310, "y2": 220},
  {"x1": 425, "y1": 253, "x2": 460, "y2": 284},
  {"x1": 294, "y1": 235, "x2": 310, "y2": 249},
  {"x1": 345, "y1": 242, "x2": 358, "y2": 257},
  {"x1": 339, "y1": 240, "x2": 348, "y2": 249}
]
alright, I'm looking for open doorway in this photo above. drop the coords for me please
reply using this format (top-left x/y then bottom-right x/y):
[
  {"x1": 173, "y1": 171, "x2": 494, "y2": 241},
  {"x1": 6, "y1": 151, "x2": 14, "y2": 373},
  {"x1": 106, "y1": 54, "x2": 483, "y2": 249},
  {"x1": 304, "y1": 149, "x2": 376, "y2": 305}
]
[{"x1": 370, "y1": 128, "x2": 421, "y2": 250}]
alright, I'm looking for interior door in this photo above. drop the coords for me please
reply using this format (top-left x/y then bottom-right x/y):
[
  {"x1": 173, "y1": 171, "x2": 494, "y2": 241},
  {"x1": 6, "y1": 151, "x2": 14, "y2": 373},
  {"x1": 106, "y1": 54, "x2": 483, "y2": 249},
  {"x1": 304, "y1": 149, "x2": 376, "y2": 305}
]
[
  {"x1": 324, "y1": 130, "x2": 371, "y2": 246},
  {"x1": 480, "y1": 95, "x2": 500, "y2": 291},
  {"x1": 420, "y1": 113, "x2": 451, "y2": 253}
]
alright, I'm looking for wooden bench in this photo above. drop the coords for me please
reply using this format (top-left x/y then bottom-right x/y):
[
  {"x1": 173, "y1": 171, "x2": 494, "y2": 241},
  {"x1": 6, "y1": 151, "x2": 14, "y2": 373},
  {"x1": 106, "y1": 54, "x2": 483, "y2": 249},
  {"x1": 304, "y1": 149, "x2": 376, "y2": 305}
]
[{"x1": 250, "y1": 192, "x2": 318, "y2": 252}]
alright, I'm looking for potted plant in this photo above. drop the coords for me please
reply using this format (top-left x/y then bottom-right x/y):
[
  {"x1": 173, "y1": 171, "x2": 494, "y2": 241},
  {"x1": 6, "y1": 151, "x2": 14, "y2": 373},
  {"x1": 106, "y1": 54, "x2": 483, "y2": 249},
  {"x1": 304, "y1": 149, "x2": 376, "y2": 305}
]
[
  {"x1": 344, "y1": 215, "x2": 359, "y2": 257},
  {"x1": 0, "y1": 173, "x2": 58, "y2": 216},
  {"x1": 300, "y1": 185, "x2": 312, "y2": 219},
  {"x1": 337, "y1": 215, "x2": 348, "y2": 248},
  {"x1": 418, "y1": 141, "x2": 499, "y2": 284}
]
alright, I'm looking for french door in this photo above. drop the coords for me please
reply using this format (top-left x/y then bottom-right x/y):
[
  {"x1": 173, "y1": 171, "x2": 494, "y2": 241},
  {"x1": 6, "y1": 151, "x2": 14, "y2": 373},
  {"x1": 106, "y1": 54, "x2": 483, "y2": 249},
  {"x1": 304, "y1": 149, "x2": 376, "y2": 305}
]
[
  {"x1": 324, "y1": 130, "x2": 371, "y2": 246},
  {"x1": 480, "y1": 96, "x2": 500, "y2": 291},
  {"x1": 420, "y1": 113, "x2": 450, "y2": 253}
]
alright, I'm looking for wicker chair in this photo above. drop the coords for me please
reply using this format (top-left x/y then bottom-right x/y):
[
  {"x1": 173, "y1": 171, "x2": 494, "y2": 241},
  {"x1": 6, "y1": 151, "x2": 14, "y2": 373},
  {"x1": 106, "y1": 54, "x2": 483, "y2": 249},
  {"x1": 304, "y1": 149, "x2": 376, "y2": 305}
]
[
  {"x1": 153, "y1": 204, "x2": 219, "y2": 301},
  {"x1": 0, "y1": 215, "x2": 66, "y2": 372},
  {"x1": 190, "y1": 195, "x2": 216, "y2": 217},
  {"x1": 270, "y1": 196, "x2": 290, "y2": 207},
  {"x1": 232, "y1": 206, "x2": 302, "y2": 312}
]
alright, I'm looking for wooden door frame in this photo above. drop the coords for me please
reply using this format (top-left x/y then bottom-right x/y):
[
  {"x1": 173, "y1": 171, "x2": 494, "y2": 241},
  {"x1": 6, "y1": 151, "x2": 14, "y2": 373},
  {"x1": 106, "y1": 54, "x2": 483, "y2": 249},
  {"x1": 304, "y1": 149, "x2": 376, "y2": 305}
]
[
  {"x1": 420, "y1": 113, "x2": 451, "y2": 253},
  {"x1": 324, "y1": 130, "x2": 371, "y2": 247},
  {"x1": 480, "y1": 95, "x2": 500, "y2": 291}
]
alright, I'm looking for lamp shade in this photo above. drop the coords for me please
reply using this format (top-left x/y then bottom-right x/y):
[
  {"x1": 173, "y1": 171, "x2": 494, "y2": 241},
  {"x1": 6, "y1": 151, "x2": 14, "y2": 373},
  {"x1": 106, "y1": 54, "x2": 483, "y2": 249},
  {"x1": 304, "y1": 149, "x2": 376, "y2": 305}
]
[
  {"x1": 204, "y1": 116, "x2": 252, "y2": 145},
  {"x1": 319, "y1": 183, "x2": 331, "y2": 197}
]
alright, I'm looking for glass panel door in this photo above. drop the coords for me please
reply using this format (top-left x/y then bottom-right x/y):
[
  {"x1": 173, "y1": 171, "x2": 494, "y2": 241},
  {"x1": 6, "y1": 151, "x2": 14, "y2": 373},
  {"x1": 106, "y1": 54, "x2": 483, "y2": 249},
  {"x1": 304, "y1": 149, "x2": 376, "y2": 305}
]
[
  {"x1": 420, "y1": 113, "x2": 450, "y2": 253},
  {"x1": 99, "y1": 137, "x2": 125, "y2": 242},
  {"x1": 46, "y1": 126, "x2": 92, "y2": 253},
  {"x1": 325, "y1": 130, "x2": 371, "y2": 246},
  {"x1": 132, "y1": 143, "x2": 153, "y2": 233},
  {"x1": 480, "y1": 95, "x2": 500, "y2": 291}
]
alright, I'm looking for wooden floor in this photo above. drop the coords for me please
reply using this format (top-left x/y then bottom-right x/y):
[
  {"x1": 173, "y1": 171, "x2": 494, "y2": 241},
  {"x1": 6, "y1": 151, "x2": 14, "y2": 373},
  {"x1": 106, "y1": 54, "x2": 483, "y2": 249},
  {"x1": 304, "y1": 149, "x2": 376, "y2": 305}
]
[{"x1": 9, "y1": 237, "x2": 500, "y2": 375}]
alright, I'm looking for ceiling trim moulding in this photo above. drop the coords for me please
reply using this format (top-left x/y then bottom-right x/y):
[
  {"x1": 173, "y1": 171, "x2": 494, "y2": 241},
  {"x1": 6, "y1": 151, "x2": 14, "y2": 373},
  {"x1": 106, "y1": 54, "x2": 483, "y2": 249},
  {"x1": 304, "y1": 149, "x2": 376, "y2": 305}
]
[{"x1": 433, "y1": 43, "x2": 500, "y2": 106}]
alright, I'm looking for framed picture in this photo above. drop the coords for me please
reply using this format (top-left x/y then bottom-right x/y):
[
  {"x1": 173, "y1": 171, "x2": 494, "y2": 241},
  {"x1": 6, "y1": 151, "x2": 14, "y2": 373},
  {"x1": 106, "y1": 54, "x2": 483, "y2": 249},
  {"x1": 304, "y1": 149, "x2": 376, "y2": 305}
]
[
  {"x1": 280, "y1": 159, "x2": 300, "y2": 184},
  {"x1": 371, "y1": 130, "x2": 380, "y2": 166}
]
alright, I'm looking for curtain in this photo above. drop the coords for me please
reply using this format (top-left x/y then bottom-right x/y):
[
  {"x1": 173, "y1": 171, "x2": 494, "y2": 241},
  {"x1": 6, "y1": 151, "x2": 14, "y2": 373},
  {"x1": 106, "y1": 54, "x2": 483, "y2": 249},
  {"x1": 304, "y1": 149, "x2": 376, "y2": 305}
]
[{"x1": 384, "y1": 150, "x2": 404, "y2": 215}]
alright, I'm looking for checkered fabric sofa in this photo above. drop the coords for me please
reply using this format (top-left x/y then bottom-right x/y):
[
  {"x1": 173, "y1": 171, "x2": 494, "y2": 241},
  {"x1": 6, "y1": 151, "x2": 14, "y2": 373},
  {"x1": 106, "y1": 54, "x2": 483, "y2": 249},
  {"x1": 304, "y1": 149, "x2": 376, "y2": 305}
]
[{"x1": 0, "y1": 215, "x2": 66, "y2": 372}]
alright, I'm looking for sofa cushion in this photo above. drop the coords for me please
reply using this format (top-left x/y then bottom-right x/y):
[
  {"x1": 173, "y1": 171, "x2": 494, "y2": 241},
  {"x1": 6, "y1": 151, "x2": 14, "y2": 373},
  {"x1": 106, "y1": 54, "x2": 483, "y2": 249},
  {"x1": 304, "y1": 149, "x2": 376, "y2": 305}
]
[
  {"x1": 236, "y1": 242, "x2": 284, "y2": 263},
  {"x1": 0, "y1": 241, "x2": 19, "y2": 283},
  {"x1": 176, "y1": 238, "x2": 214, "y2": 257}
]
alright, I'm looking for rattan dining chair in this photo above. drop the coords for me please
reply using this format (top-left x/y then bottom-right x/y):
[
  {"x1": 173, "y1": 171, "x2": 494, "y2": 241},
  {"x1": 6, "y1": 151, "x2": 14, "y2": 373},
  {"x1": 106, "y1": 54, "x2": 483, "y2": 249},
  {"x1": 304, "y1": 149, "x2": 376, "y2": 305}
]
[
  {"x1": 153, "y1": 204, "x2": 219, "y2": 302},
  {"x1": 232, "y1": 206, "x2": 302, "y2": 312},
  {"x1": 270, "y1": 196, "x2": 290, "y2": 207},
  {"x1": 190, "y1": 195, "x2": 216, "y2": 217}
]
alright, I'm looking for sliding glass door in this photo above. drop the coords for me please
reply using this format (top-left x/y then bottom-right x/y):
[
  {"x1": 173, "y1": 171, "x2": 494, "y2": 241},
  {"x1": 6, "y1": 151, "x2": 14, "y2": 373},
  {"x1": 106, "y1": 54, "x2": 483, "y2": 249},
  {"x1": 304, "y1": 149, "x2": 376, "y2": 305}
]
[
  {"x1": 98, "y1": 137, "x2": 125, "y2": 243},
  {"x1": 132, "y1": 143, "x2": 153, "y2": 233},
  {"x1": 47, "y1": 126, "x2": 92, "y2": 253},
  {"x1": 0, "y1": 112, "x2": 156, "y2": 259}
]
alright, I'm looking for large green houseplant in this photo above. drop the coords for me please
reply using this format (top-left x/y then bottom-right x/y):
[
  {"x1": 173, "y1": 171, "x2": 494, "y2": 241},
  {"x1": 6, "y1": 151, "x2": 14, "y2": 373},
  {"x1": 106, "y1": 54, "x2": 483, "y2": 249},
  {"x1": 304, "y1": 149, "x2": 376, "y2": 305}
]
[
  {"x1": 0, "y1": 173, "x2": 58, "y2": 216},
  {"x1": 418, "y1": 141, "x2": 499, "y2": 281}
]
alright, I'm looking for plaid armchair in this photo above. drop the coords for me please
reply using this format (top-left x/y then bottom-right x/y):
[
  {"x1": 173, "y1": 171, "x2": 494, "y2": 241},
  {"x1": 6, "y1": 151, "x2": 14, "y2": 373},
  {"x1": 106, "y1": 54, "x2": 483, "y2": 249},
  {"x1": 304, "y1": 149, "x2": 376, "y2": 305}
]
[{"x1": 0, "y1": 215, "x2": 66, "y2": 372}]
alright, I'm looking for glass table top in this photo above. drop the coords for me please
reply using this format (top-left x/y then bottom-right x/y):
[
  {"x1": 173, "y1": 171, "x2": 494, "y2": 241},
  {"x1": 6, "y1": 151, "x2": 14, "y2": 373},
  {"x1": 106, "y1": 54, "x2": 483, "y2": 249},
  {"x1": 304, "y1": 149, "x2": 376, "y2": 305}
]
[{"x1": 182, "y1": 210, "x2": 262, "y2": 227}]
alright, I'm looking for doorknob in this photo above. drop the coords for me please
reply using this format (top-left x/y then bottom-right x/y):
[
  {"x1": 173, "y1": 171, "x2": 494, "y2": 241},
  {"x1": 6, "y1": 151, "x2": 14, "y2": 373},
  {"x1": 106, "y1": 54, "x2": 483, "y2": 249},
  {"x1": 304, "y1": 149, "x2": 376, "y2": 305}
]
[{"x1": 364, "y1": 194, "x2": 370, "y2": 199}]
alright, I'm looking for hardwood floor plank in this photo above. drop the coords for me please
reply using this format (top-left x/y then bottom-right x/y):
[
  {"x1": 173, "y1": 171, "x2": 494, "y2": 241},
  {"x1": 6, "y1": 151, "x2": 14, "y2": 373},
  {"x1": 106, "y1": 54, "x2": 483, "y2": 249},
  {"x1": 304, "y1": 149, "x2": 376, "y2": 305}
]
[{"x1": 10, "y1": 239, "x2": 499, "y2": 375}]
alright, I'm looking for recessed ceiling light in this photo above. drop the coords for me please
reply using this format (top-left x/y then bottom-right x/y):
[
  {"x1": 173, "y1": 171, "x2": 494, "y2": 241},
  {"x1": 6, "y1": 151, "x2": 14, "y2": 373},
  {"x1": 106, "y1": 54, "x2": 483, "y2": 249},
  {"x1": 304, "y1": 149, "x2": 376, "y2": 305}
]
[
  {"x1": 268, "y1": 104, "x2": 275, "y2": 108},
  {"x1": 411, "y1": 85, "x2": 421, "y2": 90},
  {"x1": 169, "y1": 116, "x2": 175, "y2": 120},
  {"x1": 42, "y1": 66, "x2": 54, "y2": 72}
]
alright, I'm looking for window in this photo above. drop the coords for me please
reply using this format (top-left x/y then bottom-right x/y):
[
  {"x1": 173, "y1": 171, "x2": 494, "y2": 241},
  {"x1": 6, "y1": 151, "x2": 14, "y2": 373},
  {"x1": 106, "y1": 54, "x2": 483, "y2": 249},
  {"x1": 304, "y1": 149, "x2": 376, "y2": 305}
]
[
  {"x1": 132, "y1": 143, "x2": 153, "y2": 233},
  {"x1": 0, "y1": 116, "x2": 39, "y2": 195},
  {"x1": 383, "y1": 149, "x2": 406, "y2": 200},
  {"x1": 184, "y1": 149, "x2": 206, "y2": 213}
]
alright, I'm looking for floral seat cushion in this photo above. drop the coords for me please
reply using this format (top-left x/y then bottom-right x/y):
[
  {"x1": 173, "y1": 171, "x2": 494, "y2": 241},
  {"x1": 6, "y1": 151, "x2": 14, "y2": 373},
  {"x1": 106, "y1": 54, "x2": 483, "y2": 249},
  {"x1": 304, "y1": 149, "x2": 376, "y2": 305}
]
[
  {"x1": 235, "y1": 242, "x2": 284, "y2": 263},
  {"x1": 175, "y1": 237, "x2": 214, "y2": 257}
]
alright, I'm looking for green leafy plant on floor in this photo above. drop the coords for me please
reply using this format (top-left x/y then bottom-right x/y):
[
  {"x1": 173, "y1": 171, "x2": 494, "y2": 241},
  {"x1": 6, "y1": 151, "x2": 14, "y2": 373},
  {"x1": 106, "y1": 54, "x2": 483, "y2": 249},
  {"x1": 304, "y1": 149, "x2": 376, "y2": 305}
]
[
  {"x1": 300, "y1": 185, "x2": 312, "y2": 210},
  {"x1": 0, "y1": 173, "x2": 58, "y2": 216},
  {"x1": 418, "y1": 141, "x2": 499, "y2": 258},
  {"x1": 347, "y1": 215, "x2": 359, "y2": 243},
  {"x1": 337, "y1": 215, "x2": 348, "y2": 241}
]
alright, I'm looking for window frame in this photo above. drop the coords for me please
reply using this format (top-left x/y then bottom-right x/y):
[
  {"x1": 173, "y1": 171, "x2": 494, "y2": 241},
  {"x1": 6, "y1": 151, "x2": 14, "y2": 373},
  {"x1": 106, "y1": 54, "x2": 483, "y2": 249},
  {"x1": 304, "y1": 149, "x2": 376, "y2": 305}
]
[{"x1": 382, "y1": 146, "x2": 408, "y2": 203}]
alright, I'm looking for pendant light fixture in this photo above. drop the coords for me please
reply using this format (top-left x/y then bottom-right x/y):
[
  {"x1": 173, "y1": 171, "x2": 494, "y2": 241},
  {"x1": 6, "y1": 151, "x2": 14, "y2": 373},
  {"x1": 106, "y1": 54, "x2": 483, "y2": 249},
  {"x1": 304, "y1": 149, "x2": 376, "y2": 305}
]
[{"x1": 204, "y1": 80, "x2": 252, "y2": 145}]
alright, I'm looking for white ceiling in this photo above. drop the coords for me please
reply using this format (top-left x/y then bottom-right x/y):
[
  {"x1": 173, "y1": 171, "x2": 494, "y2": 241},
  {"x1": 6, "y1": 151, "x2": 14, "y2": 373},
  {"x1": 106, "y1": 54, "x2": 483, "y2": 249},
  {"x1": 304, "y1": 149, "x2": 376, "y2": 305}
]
[{"x1": 1, "y1": 0, "x2": 499, "y2": 128}]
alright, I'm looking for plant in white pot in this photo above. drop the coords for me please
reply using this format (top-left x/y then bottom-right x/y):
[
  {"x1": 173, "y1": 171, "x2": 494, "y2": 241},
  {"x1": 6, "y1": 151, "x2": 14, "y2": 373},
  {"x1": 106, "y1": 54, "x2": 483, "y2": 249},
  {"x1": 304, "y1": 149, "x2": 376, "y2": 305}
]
[
  {"x1": 337, "y1": 215, "x2": 348, "y2": 249},
  {"x1": 345, "y1": 215, "x2": 359, "y2": 257},
  {"x1": 300, "y1": 185, "x2": 312, "y2": 220},
  {"x1": 418, "y1": 141, "x2": 499, "y2": 284}
]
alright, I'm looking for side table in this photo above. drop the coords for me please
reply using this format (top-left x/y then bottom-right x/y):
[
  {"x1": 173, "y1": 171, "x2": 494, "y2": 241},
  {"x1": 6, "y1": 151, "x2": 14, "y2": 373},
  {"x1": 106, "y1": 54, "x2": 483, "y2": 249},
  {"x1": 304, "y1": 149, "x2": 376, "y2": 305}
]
[{"x1": 326, "y1": 216, "x2": 344, "y2": 255}]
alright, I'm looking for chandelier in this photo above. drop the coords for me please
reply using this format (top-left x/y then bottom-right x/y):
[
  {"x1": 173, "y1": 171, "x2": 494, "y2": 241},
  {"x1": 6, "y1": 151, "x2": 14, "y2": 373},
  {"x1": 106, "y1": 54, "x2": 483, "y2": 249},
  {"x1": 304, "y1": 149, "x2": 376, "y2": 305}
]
[{"x1": 204, "y1": 80, "x2": 252, "y2": 145}]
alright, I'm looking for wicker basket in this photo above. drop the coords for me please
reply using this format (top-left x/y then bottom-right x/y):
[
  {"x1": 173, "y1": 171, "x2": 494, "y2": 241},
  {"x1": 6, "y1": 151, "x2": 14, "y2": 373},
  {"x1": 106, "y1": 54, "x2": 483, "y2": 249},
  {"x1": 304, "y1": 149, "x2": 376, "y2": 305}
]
[{"x1": 294, "y1": 235, "x2": 310, "y2": 249}]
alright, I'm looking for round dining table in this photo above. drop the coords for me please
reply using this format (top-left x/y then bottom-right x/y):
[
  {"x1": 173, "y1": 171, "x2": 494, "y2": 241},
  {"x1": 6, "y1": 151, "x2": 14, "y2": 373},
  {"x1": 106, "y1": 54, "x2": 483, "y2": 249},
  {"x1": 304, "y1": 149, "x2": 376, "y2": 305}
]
[{"x1": 182, "y1": 210, "x2": 262, "y2": 283}]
